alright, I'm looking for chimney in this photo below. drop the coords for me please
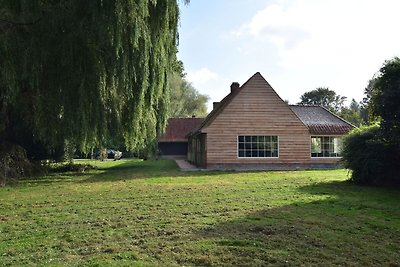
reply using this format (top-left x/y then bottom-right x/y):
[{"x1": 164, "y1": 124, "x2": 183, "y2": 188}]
[
  {"x1": 231, "y1": 82, "x2": 240, "y2": 93},
  {"x1": 213, "y1": 102, "x2": 220, "y2": 110}
]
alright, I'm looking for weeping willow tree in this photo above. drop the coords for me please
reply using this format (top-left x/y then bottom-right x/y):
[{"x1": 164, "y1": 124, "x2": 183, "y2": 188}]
[{"x1": 0, "y1": 1, "x2": 186, "y2": 167}]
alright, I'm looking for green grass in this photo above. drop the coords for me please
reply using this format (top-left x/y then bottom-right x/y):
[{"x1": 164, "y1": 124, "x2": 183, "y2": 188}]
[{"x1": 0, "y1": 159, "x2": 399, "y2": 266}]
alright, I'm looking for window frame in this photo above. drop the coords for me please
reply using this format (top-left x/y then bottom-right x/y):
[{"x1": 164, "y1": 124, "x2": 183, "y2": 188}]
[
  {"x1": 310, "y1": 135, "x2": 342, "y2": 158},
  {"x1": 237, "y1": 135, "x2": 279, "y2": 159}
]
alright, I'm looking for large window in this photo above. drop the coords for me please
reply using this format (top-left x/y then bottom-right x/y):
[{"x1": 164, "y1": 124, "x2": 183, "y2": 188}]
[
  {"x1": 311, "y1": 136, "x2": 342, "y2": 158},
  {"x1": 238, "y1": 136, "x2": 278, "y2": 158}
]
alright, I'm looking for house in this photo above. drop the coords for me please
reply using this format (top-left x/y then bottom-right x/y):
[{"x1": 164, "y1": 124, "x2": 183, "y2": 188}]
[
  {"x1": 158, "y1": 117, "x2": 204, "y2": 158},
  {"x1": 184, "y1": 72, "x2": 354, "y2": 170}
]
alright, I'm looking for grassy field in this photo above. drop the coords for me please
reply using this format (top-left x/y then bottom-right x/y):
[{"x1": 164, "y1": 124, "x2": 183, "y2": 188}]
[{"x1": 0, "y1": 159, "x2": 399, "y2": 266}]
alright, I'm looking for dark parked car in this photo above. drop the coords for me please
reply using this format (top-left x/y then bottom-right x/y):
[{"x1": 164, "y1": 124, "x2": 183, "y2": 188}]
[{"x1": 107, "y1": 149, "x2": 122, "y2": 160}]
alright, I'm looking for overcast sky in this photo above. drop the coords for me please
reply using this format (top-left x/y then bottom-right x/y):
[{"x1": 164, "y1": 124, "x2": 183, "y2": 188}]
[{"x1": 178, "y1": 0, "x2": 400, "y2": 111}]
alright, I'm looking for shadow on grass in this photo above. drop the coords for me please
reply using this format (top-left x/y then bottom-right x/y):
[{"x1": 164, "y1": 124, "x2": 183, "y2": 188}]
[
  {"x1": 17, "y1": 169, "x2": 96, "y2": 186},
  {"x1": 189, "y1": 182, "x2": 400, "y2": 266}
]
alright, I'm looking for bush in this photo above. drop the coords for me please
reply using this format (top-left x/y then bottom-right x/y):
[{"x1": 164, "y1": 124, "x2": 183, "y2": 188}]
[
  {"x1": 49, "y1": 162, "x2": 96, "y2": 173},
  {"x1": 0, "y1": 142, "x2": 46, "y2": 186},
  {"x1": 342, "y1": 125, "x2": 400, "y2": 186}
]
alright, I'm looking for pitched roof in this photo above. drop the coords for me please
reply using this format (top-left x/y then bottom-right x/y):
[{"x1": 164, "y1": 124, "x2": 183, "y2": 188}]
[
  {"x1": 159, "y1": 118, "x2": 204, "y2": 142},
  {"x1": 289, "y1": 105, "x2": 355, "y2": 134},
  {"x1": 189, "y1": 72, "x2": 268, "y2": 135},
  {"x1": 187, "y1": 72, "x2": 354, "y2": 137}
]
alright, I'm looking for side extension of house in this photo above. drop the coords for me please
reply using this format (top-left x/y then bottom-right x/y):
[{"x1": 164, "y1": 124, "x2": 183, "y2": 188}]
[{"x1": 158, "y1": 117, "x2": 204, "y2": 159}]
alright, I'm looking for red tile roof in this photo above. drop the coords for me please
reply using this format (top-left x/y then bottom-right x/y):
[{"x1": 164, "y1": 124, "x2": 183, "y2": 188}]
[{"x1": 159, "y1": 118, "x2": 204, "y2": 142}]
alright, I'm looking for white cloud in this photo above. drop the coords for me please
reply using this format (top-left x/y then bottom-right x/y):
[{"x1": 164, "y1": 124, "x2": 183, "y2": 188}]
[
  {"x1": 231, "y1": 0, "x2": 400, "y2": 102},
  {"x1": 186, "y1": 67, "x2": 227, "y2": 111},
  {"x1": 234, "y1": 2, "x2": 310, "y2": 49},
  {"x1": 186, "y1": 67, "x2": 219, "y2": 85}
]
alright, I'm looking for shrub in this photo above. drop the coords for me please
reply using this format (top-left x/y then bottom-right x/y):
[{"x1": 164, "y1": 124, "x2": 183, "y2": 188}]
[
  {"x1": 49, "y1": 162, "x2": 96, "y2": 173},
  {"x1": 342, "y1": 125, "x2": 399, "y2": 186},
  {"x1": 0, "y1": 142, "x2": 46, "y2": 186}
]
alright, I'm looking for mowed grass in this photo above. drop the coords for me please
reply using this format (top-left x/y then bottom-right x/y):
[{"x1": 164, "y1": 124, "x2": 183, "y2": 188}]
[{"x1": 0, "y1": 160, "x2": 399, "y2": 266}]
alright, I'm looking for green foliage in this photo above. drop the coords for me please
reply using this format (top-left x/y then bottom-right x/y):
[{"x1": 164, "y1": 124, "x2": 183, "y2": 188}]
[
  {"x1": 0, "y1": 142, "x2": 45, "y2": 186},
  {"x1": 341, "y1": 125, "x2": 399, "y2": 186},
  {"x1": 298, "y1": 87, "x2": 347, "y2": 113},
  {"x1": 169, "y1": 72, "x2": 209, "y2": 118},
  {"x1": 0, "y1": 0, "x2": 181, "y2": 158},
  {"x1": 338, "y1": 99, "x2": 364, "y2": 126},
  {"x1": 362, "y1": 78, "x2": 378, "y2": 123},
  {"x1": 48, "y1": 161, "x2": 96, "y2": 173},
  {"x1": 368, "y1": 57, "x2": 400, "y2": 145},
  {"x1": 343, "y1": 58, "x2": 400, "y2": 186}
]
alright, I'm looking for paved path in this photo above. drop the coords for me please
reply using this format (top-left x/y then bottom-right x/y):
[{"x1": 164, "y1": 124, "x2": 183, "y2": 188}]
[{"x1": 175, "y1": 159, "x2": 200, "y2": 171}]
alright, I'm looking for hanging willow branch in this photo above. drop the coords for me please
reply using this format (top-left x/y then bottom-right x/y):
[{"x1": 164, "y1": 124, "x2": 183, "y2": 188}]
[
  {"x1": 0, "y1": 16, "x2": 42, "y2": 26},
  {"x1": 0, "y1": 0, "x2": 182, "y2": 155}
]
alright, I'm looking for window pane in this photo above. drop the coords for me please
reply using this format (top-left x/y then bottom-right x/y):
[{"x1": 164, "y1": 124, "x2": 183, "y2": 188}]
[
  {"x1": 311, "y1": 137, "x2": 322, "y2": 153},
  {"x1": 251, "y1": 142, "x2": 258, "y2": 150},
  {"x1": 245, "y1": 150, "x2": 252, "y2": 157},
  {"x1": 259, "y1": 142, "x2": 266, "y2": 149},
  {"x1": 311, "y1": 136, "x2": 342, "y2": 157},
  {"x1": 237, "y1": 135, "x2": 279, "y2": 158},
  {"x1": 272, "y1": 142, "x2": 278, "y2": 151},
  {"x1": 334, "y1": 137, "x2": 342, "y2": 154},
  {"x1": 265, "y1": 143, "x2": 271, "y2": 151}
]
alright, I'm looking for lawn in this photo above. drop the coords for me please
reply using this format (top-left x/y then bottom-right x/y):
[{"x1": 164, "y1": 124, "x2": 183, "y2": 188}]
[{"x1": 0, "y1": 159, "x2": 399, "y2": 266}]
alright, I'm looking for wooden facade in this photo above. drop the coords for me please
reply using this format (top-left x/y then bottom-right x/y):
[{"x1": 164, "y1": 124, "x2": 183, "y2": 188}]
[
  {"x1": 187, "y1": 133, "x2": 206, "y2": 167},
  {"x1": 187, "y1": 72, "x2": 354, "y2": 170}
]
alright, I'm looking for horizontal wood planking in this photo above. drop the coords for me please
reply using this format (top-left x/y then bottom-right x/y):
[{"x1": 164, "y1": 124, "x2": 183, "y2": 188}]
[{"x1": 203, "y1": 74, "x2": 342, "y2": 165}]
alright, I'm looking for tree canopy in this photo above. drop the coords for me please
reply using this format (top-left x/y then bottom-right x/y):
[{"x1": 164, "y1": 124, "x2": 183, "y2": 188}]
[
  {"x1": 342, "y1": 57, "x2": 400, "y2": 186},
  {"x1": 367, "y1": 57, "x2": 400, "y2": 145},
  {"x1": 168, "y1": 72, "x2": 209, "y2": 118},
  {"x1": 298, "y1": 87, "x2": 347, "y2": 113},
  {"x1": 0, "y1": 0, "x2": 182, "y2": 158},
  {"x1": 338, "y1": 99, "x2": 364, "y2": 126}
]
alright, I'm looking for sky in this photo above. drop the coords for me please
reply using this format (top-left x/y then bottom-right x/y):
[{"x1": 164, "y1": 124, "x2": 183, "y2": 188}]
[{"x1": 178, "y1": 0, "x2": 400, "y2": 111}]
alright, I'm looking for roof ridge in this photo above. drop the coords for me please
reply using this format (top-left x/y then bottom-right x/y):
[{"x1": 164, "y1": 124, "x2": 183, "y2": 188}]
[
  {"x1": 319, "y1": 106, "x2": 357, "y2": 128},
  {"x1": 190, "y1": 72, "x2": 263, "y2": 135},
  {"x1": 289, "y1": 104, "x2": 323, "y2": 107},
  {"x1": 169, "y1": 117, "x2": 205, "y2": 119}
]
